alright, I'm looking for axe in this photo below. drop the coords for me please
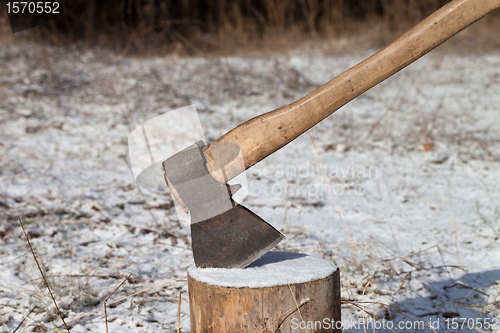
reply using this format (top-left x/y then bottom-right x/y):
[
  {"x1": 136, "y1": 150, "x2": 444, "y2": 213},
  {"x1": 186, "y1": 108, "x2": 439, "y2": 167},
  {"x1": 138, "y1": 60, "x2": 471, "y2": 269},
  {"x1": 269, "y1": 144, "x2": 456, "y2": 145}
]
[{"x1": 162, "y1": 0, "x2": 500, "y2": 268}]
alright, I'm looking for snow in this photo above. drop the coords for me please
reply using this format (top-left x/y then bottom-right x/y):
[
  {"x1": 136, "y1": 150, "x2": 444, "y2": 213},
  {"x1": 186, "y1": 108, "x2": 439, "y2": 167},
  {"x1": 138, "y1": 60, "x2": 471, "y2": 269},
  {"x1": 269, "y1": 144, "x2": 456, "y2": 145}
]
[
  {"x1": 188, "y1": 251, "x2": 337, "y2": 288},
  {"x1": 0, "y1": 36, "x2": 499, "y2": 332}
]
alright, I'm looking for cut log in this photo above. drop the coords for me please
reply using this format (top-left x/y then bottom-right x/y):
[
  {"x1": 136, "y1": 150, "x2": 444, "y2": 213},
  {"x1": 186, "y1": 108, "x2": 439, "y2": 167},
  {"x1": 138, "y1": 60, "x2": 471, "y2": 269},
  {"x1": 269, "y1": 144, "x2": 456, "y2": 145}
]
[{"x1": 188, "y1": 251, "x2": 341, "y2": 332}]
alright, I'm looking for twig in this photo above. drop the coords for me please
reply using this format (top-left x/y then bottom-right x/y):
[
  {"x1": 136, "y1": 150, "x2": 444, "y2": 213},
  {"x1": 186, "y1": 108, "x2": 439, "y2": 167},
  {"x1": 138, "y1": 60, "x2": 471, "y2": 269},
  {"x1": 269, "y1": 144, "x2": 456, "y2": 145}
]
[
  {"x1": 361, "y1": 280, "x2": 370, "y2": 333},
  {"x1": 270, "y1": 298, "x2": 312, "y2": 333},
  {"x1": 341, "y1": 300, "x2": 397, "y2": 333},
  {"x1": 0, "y1": 250, "x2": 30, "y2": 266},
  {"x1": 386, "y1": 222, "x2": 399, "y2": 255},
  {"x1": 177, "y1": 289, "x2": 182, "y2": 333},
  {"x1": 387, "y1": 245, "x2": 439, "y2": 264},
  {"x1": 424, "y1": 321, "x2": 439, "y2": 333},
  {"x1": 12, "y1": 307, "x2": 35, "y2": 333},
  {"x1": 18, "y1": 217, "x2": 70, "y2": 333},
  {"x1": 475, "y1": 201, "x2": 499, "y2": 236},
  {"x1": 317, "y1": 240, "x2": 324, "y2": 259},
  {"x1": 160, "y1": 291, "x2": 189, "y2": 303},
  {"x1": 436, "y1": 246, "x2": 451, "y2": 280},
  {"x1": 444, "y1": 282, "x2": 489, "y2": 297},
  {"x1": 104, "y1": 273, "x2": 132, "y2": 333},
  {"x1": 66, "y1": 281, "x2": 181, "y2": 324},
  {"x1": 453, "y1": 211, "x2": 460, "y2": 266},
  {"x1": 160, "y1": 319, "x2": 165, "y2": 333},
  {"x1": 285, "y1": 278, "x2": 309, "y2": 333}
]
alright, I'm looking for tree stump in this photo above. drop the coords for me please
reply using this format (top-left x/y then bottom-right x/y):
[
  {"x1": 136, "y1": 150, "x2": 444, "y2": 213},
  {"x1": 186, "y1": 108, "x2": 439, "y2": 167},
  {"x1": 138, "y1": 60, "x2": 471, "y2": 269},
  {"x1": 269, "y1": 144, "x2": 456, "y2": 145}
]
[{"x1": 188, "y1": 251, "x2": 341, "y2": 332}]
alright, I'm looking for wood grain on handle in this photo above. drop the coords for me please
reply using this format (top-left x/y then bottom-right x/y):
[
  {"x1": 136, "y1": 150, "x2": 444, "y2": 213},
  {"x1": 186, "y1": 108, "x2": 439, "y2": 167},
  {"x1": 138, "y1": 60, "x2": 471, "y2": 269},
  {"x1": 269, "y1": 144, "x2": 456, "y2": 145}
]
[{"x1": 204, "y1": 0, "x2": 500, "y2": 183}]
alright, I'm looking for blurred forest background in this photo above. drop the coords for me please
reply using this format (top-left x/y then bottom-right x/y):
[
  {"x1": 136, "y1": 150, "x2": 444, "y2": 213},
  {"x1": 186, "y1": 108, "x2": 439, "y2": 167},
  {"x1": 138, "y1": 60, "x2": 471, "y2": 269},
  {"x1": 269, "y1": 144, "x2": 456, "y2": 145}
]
[{"x1": 1, "y1": 0, "x2": 499, "y2": 53}]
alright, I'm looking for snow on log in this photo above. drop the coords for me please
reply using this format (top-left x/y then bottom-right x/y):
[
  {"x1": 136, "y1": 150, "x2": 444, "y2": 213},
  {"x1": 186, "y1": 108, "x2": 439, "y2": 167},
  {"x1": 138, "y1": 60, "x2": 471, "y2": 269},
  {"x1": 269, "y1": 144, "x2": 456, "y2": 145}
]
[{"x1": 188, "y1": 251, "x2": 341, "y2": 332}]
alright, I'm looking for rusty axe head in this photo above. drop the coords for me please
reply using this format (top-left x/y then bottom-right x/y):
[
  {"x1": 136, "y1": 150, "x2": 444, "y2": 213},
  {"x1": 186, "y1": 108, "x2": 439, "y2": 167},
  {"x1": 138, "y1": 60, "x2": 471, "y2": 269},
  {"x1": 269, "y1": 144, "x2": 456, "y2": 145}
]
[{"x1": 162, "y1": 141, "x2": 284, "y2": 268}]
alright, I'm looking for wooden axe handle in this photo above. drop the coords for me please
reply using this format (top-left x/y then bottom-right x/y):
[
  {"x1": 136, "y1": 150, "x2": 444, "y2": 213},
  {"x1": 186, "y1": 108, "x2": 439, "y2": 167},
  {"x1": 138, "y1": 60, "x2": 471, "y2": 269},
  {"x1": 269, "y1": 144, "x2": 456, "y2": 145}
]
[{"x1": 203, "y1": 0, "x2": 500, "y2": 182}]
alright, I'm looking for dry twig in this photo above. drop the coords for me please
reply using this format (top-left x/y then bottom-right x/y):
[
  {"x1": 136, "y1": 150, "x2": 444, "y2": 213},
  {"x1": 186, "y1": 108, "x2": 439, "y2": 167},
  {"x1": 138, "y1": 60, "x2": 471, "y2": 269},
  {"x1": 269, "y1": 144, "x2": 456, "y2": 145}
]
[
  {"x1": 66, "y1": 280, "x2": 182, "y2": 324},
  {"x1": 104, "y1": 273, "x2": 132, "y2": 333},
  {"x1": 18, "y1": 217, "x2": 70, "y2": 333},
  {"x1": 177, "y1": 288, "x2": 182, "y2": 333},
  {"x1": 285, "y1": 278, "x2": 309, "y2": 333},
  {"x1": 453, "y1": 211, "x2": 461, "y2": 266},
  {"x1": 12, "y1": 307, "x2": 34, "y2": 333}
]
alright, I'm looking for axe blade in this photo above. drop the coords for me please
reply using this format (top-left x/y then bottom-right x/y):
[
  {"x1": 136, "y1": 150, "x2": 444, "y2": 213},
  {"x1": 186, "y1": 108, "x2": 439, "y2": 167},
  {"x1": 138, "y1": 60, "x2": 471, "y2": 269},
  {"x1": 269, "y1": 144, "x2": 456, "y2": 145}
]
[
  {"x1": 191, "y1": 203, "x2": 284, "y2": 268},
  {"x1": 163, "y1": 141, "x2": 284, "y2": 268}
]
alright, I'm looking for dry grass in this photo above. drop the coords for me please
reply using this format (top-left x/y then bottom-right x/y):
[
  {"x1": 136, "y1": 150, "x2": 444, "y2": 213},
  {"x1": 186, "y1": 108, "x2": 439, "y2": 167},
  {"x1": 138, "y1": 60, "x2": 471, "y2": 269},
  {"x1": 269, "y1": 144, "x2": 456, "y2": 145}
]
[
  {"x1": 18, "y1": 217, "x2": 70, "y2": 332},
  {"x1": 11, "y1": 248, "x2": 186, "y2": 332},
  {"x1": 1, "y1": 1, "x2": 499, "y2": 55},
  {"x1": 10, "y1": 215, "x2": 187, "y2": 331},
  {"x1": 276, "y1": 221, "x2": 499, "y2": 332}
]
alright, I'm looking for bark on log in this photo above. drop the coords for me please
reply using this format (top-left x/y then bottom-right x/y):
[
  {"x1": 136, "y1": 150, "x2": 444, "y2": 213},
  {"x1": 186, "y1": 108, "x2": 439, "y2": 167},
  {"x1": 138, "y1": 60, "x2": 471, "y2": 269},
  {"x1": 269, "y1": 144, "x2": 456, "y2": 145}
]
[{"x1": 188, "y1": 251, "x2": 341, "y2": 332}]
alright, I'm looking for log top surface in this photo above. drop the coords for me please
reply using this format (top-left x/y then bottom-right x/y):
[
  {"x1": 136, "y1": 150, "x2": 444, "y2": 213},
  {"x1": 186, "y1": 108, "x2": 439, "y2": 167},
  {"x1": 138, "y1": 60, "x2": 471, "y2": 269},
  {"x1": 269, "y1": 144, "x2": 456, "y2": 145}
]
[{"x1": 188, "y1": 251, "x2": 337, "y2": 288}]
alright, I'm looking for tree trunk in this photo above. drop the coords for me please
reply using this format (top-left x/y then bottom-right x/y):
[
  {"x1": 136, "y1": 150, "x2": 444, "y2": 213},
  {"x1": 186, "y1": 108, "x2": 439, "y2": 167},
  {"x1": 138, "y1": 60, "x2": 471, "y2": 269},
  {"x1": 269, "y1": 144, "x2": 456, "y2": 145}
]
[{"x1": 188, "y1": 252, "x2": 341, "y2": 332}]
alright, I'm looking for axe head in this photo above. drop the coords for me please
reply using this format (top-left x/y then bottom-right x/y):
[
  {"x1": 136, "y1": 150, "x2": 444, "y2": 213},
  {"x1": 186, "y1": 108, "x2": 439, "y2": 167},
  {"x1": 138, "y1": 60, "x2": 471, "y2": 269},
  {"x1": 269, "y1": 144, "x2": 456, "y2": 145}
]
[{"x1": 162, "y1": 141, "x2": 284, "y2": 268}]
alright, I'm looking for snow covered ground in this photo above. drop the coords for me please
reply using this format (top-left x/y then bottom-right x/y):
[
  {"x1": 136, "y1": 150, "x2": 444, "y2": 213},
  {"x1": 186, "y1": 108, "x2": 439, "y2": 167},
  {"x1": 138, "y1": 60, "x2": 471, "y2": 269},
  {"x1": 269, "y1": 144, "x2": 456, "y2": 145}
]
[{"x1": 0, "y1": 38, "x2": 499, "y2": 332}]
